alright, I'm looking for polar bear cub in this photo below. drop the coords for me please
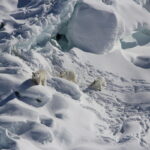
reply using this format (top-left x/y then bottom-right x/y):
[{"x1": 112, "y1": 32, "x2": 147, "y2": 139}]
[
  {"x1": 59, "y1": 70, "x2": 77, "y2": 83},
  {"x1": 32, "y1": 69, "x2": 47, "y2": 86},
  {"x1": 89, "y1": 77, "x2": 107, "y2": 91}
]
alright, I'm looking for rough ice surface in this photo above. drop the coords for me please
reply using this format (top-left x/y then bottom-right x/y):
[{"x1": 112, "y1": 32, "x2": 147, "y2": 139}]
[{"x1": 0, "y1": 0, "x2": 150, "y2": 150}]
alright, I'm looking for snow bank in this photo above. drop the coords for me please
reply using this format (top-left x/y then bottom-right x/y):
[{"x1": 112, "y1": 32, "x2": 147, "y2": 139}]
[
  {"x1": 0, "y1": 102, "x2": 38, "y2": 120},
  {"x1": 123, "y1": 46, "x2": 150, "y2": 69},
  {"x1": 51, "y1": 77, "x2": 81, "y2": 100},
  {"x1": 67, "y1": 0, "x2": 118, "y2": 54},
  {"x1": 119, "y1": 92, "x2": 150, "y2": 104},
  {"x1": 16, "y1": 85, "x2": 53, "y2": 107},
  {"x1": 48, "y1": 94, "x2": 69, "y2": 113},
  {"x1": 0, "y1": 127, "x2": 17, "y2": 149},
  {"x1": 0, "y1": 53, "x2": 31, "y2": 95},
  {"x1": 26, "y1": 124, "x2": 53, "y2": 144},
  {"x1": 0, "y1": 0, "x2": 18, "y2": 12}
]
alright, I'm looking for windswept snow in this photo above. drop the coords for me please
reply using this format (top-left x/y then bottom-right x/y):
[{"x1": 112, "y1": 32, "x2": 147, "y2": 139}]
[
  {"x1": 0, "y1": 0, "x2": 150, "y2": 150},
  {"x1": 51, "y1": 77, "x2": 81, "y2": 100}
]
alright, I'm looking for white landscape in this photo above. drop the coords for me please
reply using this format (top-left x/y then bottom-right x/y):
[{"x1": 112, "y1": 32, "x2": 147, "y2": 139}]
[{"x1": 0, "y1": 0, "x2": 150, "y2": 150}]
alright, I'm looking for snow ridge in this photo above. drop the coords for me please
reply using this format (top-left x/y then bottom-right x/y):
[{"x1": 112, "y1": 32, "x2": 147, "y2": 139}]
[{"x1": 0, "y1": 0, "x2": 150, "y2": 150}]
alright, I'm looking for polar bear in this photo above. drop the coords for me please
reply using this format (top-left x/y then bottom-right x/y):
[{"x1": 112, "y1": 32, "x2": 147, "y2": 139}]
[
  {"x1": 59, "y1": 70, "x2": 77, "y2": 83},
  {"x1": 89, "y1": 77, "x2": 107, "y2": 91},
  {"x1": 32, "y1": 69, "x2": 47, "y2": 86}
]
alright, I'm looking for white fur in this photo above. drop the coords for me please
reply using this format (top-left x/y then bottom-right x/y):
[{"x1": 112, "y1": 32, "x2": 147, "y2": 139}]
[
  {"x1": 89, "y1": 77, "x2": 107, "y2": 91},
  {"x1": 32, "y1": 70, "x2": 47, "y2": 86},
  {"x1": 59, "y1": 70, "x2": 77, "y2": 83}
]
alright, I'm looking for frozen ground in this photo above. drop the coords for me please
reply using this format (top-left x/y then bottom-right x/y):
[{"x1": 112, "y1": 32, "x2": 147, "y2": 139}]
[{"x1": 0, "y1": 0, "x2": 150, "y2": 150}]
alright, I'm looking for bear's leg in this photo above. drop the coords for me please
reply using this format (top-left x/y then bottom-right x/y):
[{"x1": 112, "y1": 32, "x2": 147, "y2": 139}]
[
  {"x1": 102, "y1": 81, "x2": 106, "y2": 88},
  {"x1": 42, "y1": 80, "x2": 44, "y2": 86},
  {"x1": 44, "y1": 80, "x2": 47, "y2": 86},
  {"x1": 98, "y1": 83, "x2": 102, "y2": 91},
  {"x1": 33, "y1": 79, "x2": 38, "y2": 85},
  {"x1": 37, "y1": 78, "x2": 41, "y2": 85},
  {"x1": 41, "y1": 79, "x2": 46, "y2": 86},
  {"x1": 98, "y1": 86, "x2": 101, "y2": 91},
  {"x1": 72, "y1": 77, "x2": 76, "y2": 83}
]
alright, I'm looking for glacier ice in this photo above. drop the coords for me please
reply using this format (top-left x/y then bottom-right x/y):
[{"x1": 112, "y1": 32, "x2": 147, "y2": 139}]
[{"x1": 66, "y1": 1, "x2": 118, "y2": 54}]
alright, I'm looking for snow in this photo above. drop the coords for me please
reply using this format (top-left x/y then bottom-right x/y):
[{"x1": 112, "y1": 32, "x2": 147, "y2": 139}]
[
  {"x1": 67, "y1": 0, "x2": 118, "y2": 54},
  {"x1": 0, "y1": 0, "x2": 150, "y2": 150},
  {"x1": 0, "y1": 127, "x2": 17, "y2": 149},
  {"x1": 51, "y1": 77, "x2": 82, "y2": 100},
  {"x1": 123, "y1": 46, "x2": 150, "y2": 69}
]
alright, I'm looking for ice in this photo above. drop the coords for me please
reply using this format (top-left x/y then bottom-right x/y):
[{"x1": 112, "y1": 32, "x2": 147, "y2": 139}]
[
  {"x1": 123, "y1": 46, "x2": 150, "y2": 69},
  {"x1": 66, "y1": 1, "x2": 118, "y2": 54},
  {"x1": 121, "y1": 28, "x2": 150, "y2": 49},
  {"x1": 0, "y1": 0, "x2": 150, "y2": 149}
]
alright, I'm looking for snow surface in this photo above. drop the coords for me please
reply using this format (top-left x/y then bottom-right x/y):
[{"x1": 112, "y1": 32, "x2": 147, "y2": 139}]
[
  {"x1": 67, "y1": 0, "x2": 118, "y2": 54},
  {"x1": 0, "y1": 0, "x2": 150, "y2": 150}
]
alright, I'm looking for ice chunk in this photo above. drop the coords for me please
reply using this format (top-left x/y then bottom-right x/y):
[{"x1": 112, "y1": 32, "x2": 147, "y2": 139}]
[{"x1": 67, "y1": 1, "x2": 118, "y2": 54}]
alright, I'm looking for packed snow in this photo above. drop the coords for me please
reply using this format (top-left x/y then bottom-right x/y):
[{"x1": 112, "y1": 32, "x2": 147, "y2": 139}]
[{"x1": 0, "y1": 0, "x2": 150, "y2": 150}]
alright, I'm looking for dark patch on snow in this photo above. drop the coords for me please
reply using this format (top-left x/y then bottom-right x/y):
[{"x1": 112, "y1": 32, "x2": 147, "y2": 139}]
[
  {"x1": 102, "y1": 0, "x2": 114, "y2": 5},
  {"x1": 17, "y1": 0, "x2": 32, "y2": 8},
  {"x1": 29, "y1": 129, "x2": 53, "y2": 143},
  {"x1": 0, "y1": 22, "x2": 5, "y2": 30},
  {"x1": 55, "y1": 113, "x2": 64, "y2": 119},
  {"x1": 40, "y1": 118, "x2": 53, "y2": 127}
]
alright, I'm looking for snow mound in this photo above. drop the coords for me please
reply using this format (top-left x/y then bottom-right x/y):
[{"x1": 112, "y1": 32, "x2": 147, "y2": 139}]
[
  {"x1": 48, "y1": 94, "x2": 69, "y2": 113},
  {"x1": 132, "y1": 56, "x2": 150, "y2": 69},
  {"x1": 0, "y1": 53, "x2": 31, "y2": 73},
  {"x1": 123, "y1": 46, "x2": 150, "y2": 69},
  {"x1": 0, "y1": 127, "x2": 17, "y2": 149},
  {"x1": 40, "y1": 116, "x2": 53, "y2": 127},
  {"x1": 0, "y1": 102, "x2": 38, "y2": 120},
  {"x1": 51, "y1": 77, "x2": 82, "y2": 100},
  {"x1": 0, "y1": 119, "x2": 36, "y2": 135},
  {"x1": 0, "y1": 53, "x2": 31, "y2": 95},
  {"x1": 66, "y1": 0, "x2": 118, "y2": 54},
  {"x1": 16, "y1": 85, "x2": 53, "y2": 107},
  {"x1": 26, "y1": 124, "x2": 53, "y2": 144}
]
